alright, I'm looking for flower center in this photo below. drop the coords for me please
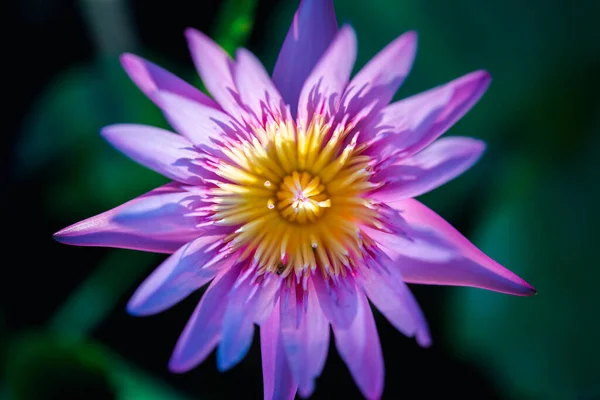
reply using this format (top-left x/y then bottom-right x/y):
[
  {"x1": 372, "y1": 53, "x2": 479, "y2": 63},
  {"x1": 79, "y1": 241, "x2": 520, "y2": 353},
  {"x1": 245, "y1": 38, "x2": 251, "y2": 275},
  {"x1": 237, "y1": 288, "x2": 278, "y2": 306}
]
[
  {"x1": 275, "y1": 171, "x2": 331, "y2": 224},
  {"x1": 202, "y1": 117, "x2": 381, "y2": 280}
]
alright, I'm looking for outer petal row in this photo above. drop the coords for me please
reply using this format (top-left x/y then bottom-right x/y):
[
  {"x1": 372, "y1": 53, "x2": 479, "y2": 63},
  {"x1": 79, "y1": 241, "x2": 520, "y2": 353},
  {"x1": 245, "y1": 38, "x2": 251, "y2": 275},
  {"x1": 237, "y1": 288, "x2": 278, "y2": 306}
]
[
  {"x1": 393, "y1": 199, "x2": 536, "y2": 296},
  {"x1": 272, "y1": 0, "x2": 338, "y2": 112},
  {"x1": 53, "y1": 183, "x2": 201, "y2": 253}
]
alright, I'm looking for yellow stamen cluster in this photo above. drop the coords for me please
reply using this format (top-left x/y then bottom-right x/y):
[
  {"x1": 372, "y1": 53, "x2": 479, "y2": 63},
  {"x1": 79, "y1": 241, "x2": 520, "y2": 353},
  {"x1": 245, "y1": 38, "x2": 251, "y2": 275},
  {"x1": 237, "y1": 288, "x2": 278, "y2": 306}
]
[{"x1": 209, "y1": 116, "x2": 380, "y2": 279}]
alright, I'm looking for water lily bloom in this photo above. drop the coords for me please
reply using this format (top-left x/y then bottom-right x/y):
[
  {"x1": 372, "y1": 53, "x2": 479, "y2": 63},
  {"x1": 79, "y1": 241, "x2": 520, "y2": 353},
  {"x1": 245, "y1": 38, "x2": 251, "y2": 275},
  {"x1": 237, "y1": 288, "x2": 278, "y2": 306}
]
[{"x1": 54, "y1": 0, "x2": 535, "y2": 398}]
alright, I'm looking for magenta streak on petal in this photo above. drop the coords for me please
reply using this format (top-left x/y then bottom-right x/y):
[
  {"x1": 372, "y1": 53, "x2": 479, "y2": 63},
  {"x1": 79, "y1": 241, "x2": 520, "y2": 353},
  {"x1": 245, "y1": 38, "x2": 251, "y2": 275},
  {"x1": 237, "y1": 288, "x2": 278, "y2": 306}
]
[
  {"x1": 185, "y1": 28, "x2": 246, "y2": 122},
  {"x1": 101, "y1": 124, "x2": 203, "y2": 185},
  {"x1": 297, "y1": 25, "x2": 357, "y2": 124},
  {"x1": 371, "y1": 137, "x2": 486, "y2": 202},
  {"x1": 234, "y1": 48, "x2": 285, "y2": 124},
  {"x1": 120, "y1": 53, "x2": 220, "y2": 110},
  {"x1": 341, "y1": 31, "x2": 417, "y2": 123},
  {"x1": 169, "y1": 264, "x2": 241, "y2": 373},
  {"x1": 53, "y1": 183, "x2": 201, "y2": 253},
  {"x1": 217, "y1": 273, "x2": 282, "y2": 371},
  {"x1": 280, "y1": 279, "x2": 330, "y2": 398},
  {"x1": 127, "y1": 236, "x2": 237, "y2": 316},
  {"x1": 153, "y1": 91, "x2": 237, "y2": 147},
  {"x1": 332, "y1": 291, "x2": 384, "y2": 400},
  {"x1": 272, "y1": 0, "x2": 338, "y2": 113},
  {"x1": 369, "y1": 70, "x2": 491, "y2": 159},
  {"x1": 358, "y1": 259, "x2": 431, "y2": 347},
  {"x1": 312, "y1": 271, "x2": 358, "y2": 329},
  {"x1": 392, "y1": 199, "x2": 536, "y2": 295},
  {"x1": 261, "y1": 302, "x2": 298, "y2": 400}
]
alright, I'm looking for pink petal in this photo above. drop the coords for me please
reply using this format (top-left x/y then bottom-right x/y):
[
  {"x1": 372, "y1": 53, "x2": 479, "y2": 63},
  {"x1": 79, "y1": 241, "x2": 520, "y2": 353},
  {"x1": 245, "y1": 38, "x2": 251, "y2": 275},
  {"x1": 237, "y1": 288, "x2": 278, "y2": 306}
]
[
  {"x1": 272, "y1": 0, "x2": 338, "y2": 111},
  {"x1": 169, "y1": 264, "x2": 240, "y2": 373},
  {"x1": 120, "y1": 53, "x2": 219, "y2": 109},
  {"x1": 312, "y1": 272, "x2": 358, "y2": 329},
  {"x1": 279, "y1": 280, "x2": 330, "y2": 397},
  {"x1": 185, "y1": 28, "x2": 244, "y2": 121},
  {"x1": 126, "y1": 236, "x2": 235, "y2": 316},
  {"x1": 332, "y1": 292, "x2": 384, "y2": 400},
  {"x1": 234, "y1": 48, "x2": 285, "y2": 123},
  {"x1": 261, "y1": 303, "x2": 298, "y2": 400},
  {"x1": 342, "y1": 31, "x2": 417, "y2": 118},
  {"x1": 153, "y1": 91, "x2": 236, "y2": 146},
  {"x1": 101, "y1": 124, "x2": 203, "y2": 185},
  {"x1": 369, "y1": 70, "x2": 491, "y2": 158},
  {"x1": 217, "y1": 273, "x2": 282, "y2": 371},
  {"x1": 53, "y1": 183, "x2": 200, "y2": 253},
  {"x1": 357, "y1": 260, "x2": 431, "y2": 347},
  {"x1": 371, "y1": 137, "x2": 486, "y2": 202},
  {"x1": 391, "y1": 199, "x2": 536, "y2": 295},
  {"x1": 361, "y1": 223, "x2": 457, "y2": 263},
  {"x1": 297, "y1": 25, "x2": 357, "y2": 123}
]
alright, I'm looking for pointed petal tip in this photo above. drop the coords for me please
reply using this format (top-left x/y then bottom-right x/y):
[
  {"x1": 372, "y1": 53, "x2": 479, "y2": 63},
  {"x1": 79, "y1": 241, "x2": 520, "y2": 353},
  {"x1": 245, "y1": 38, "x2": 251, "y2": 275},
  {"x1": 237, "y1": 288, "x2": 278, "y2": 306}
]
[
  {"x1": 216, "y1": 349, "x2": 235, "y2": 373},
  {"x1": 298, "y1": 382, "x2": 315, "y2": 399},
  {"x1": 417, "y1": 333, "x2": 432, "y2": 348},
  {"x1": 184, "y1": 27, "x2": 207, "y2": 44},
  {"x1": 472, "y1": 69, "x2": 492, "y2": 87},
  {"x1": 119, "y1": 52, "x2": 137, "y2": 67},
  {"x1": 167, "y1": 356, "x2": 192, "y2": 374}
]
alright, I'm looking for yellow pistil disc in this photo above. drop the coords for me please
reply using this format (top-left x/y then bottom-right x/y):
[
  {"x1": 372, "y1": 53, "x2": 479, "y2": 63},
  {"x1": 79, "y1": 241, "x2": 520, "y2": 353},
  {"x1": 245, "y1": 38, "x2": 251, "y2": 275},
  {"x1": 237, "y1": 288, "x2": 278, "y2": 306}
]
[{"x1": 209, "y1": 116, "x2": 380, "y2": 279}]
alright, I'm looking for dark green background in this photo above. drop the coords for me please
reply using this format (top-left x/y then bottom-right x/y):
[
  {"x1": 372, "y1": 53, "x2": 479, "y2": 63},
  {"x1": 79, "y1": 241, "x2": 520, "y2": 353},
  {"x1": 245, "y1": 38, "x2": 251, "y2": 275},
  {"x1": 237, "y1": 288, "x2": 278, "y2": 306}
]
[{"x1": 4, "y1": 0, "x2": 599, "y2": 398}]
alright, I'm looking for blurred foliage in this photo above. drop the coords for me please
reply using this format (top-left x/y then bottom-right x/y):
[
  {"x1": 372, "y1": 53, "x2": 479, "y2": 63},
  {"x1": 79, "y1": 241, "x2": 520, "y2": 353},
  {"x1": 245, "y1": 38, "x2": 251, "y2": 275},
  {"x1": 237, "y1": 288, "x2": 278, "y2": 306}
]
[
  {"x1": 449, "y1": 118, "x2": 600, "y2": 399},
  {"x1": 213, "y1": 0, "x2": 258, "y2": 56},
  {"x1": 4, "y1": 333, "x2": 194, "y2": 400},
  {"x1": 49, "y1": 251, "x2": 160, "y2": 340}
]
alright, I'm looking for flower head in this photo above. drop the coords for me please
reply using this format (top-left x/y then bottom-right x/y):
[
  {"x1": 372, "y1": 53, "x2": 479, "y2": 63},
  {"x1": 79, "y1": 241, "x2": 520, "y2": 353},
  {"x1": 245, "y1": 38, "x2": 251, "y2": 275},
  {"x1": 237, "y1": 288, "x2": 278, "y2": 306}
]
[{"x1": 54, "y1": 1, "x2": 535, "y2": 398}]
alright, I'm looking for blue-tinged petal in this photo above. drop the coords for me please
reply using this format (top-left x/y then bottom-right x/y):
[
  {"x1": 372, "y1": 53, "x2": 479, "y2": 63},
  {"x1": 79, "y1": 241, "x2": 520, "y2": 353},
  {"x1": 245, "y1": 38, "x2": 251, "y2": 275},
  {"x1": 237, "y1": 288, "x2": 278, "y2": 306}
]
[
  {"x1": 168, "y1": 264, "x2": 240, "y2": 372},
  {"x1": 127, "y1": 236, "x2": 236, "y2": 316},
  {"x1": 272, "y1": 0, "x2": 338, "y2": 111}
]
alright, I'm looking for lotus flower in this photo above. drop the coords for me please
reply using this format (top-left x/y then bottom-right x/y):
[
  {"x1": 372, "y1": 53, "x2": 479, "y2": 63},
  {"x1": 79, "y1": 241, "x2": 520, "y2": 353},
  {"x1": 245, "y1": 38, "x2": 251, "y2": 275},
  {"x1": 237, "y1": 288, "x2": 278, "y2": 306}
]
[{"x1": 54, "y1": 0, "x2": 535, "y2": 398}]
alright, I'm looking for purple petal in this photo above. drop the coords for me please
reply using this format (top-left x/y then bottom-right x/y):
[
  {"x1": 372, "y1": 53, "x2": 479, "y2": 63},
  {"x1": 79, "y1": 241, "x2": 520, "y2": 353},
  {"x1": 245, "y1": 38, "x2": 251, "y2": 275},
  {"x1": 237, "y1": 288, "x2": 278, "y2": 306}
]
[
  {"x1": 369, "y1": 70, "x2": 491, "y2": 158},
  {"x1": 53, "y1": 183, "x2": 200, "y2": 253},
  {"x1": 297, "y1": 25, "x2": 357, "y2": 122},
  {"x1": 261, "y1": 303, "x2": 298, "y2": 400},
  {"x1": 234, "y1": 48, "x2": 284, "y2": 122},
  {"x1": 280, "y1": 280, "x2": 330, "y2": 397},
  {"x1": 371, "y1": 137, "x2": 486, "y2": 202},
  {"x1": 361, "y1": 222, "x2": 457, "y2": 263},
  {"x1": 391, "y1": 199, "x2": 536, "y2": 295},
  {"x1": 312, "y1": 272, "x2": 358, "y2": 329},
  {"x1": 357, "y1": 260, "x2": 431, "y2": 347},
  {"x1": 185, "y1": 28, "x2": 244, "y2": 121},
  {"x1": 342, "y1": 31, "x2": 417, "y2": 118},
  {"x1": 217, "y1": 273, "x2": 281, "y2": 371},
  {"x1": 272, "y1": 0, "x2": 338, "y2": 111},
  {"x1": 169, "y1": 264, "x2": 240, "y2": 372},
  {"x1": 127, "y1": 236, "x2": 235, "y2": 316},
  {"x1": 332, "y1": 292, "x2": 384, "y2": 400},
  {"x1": 101, "y1": 124, "x2": 203, "y2": 185},
  {"x1": 153, "y1": 91, "x2": 235, "y2": 146},
  {"x1": 120, "y1": 53, "x2": 219, "y2": 109}
]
